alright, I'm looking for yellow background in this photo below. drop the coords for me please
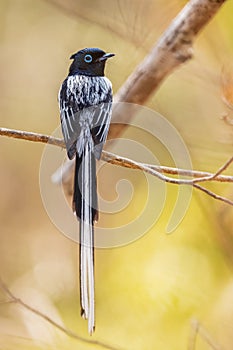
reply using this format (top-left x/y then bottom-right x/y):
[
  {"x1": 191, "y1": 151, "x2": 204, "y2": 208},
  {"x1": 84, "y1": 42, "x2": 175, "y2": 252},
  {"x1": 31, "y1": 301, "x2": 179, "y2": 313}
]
[{"x1": 1, "y1": 1, "x2": 233, "y2": 349}]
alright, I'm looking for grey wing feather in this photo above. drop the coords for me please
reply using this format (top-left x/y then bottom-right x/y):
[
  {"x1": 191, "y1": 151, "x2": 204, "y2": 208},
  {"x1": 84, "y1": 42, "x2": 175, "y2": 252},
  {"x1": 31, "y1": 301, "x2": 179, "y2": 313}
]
[
  {"x1": 59, "y1": 81, "x2": 82, "y2": 159},
  {"x1": 59, "y1": 76, "x2": 113, "y2": 160},
  {"x1": 91, "y1": 101, "x2": 112, "y2": 160}
]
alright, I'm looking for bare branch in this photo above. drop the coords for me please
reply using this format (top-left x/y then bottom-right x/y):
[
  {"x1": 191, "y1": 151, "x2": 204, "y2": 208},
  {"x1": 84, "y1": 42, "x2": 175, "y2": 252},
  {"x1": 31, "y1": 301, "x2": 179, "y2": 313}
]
[
  {"x1": 1, "y1": 127, "x2": 233, "y2": 206},
  {"x1": 188, "y1": 319, "x2": 223, "y2": 350},
  {"x1": 0, "y1": 299, "x2": 17, "y2": 305},
  {"x1": 109, "y1": 0, "x2": 227, "y2": 139},
  {"x1": 193, "y1": 184, "x2": 233, "y2": 206},
  {"x1": 149, "y1": 164, "x2": 233, "y2": 183},
  {"x1": 188, "y1": 319, "x2": 199, "y2": 350},
  {"x1": 103, "y1": 151, "x2": 233, "y2": 184},
  {"x1": 0, "y1": 277, "x2": 121, "y2": 350},
  {"x1": 193, "y1": 156, "x2": 233, "y2": 183},
  {"x1": 0, "y1": 127, "x2": 64, "y2": 148},
  {"x1": 211, "y1": 156, "x2": 233, "y2": 179},
  {"x1": 1, "y1": 127, "x2": 233, "y2": 183}
]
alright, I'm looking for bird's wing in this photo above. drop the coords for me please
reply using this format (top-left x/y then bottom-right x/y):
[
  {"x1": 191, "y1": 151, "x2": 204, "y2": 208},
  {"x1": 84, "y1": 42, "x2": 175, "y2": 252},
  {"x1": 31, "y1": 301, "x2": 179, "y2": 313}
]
[
  {"x1": 59, "y1": 76, "x2": 112, "y2": 160},
  {"x1": 59, "y1": 78, "x2": 83, "y2": 159},
  {"x1": 91, "y1": 98, "x2": 112, "y2": 160}
]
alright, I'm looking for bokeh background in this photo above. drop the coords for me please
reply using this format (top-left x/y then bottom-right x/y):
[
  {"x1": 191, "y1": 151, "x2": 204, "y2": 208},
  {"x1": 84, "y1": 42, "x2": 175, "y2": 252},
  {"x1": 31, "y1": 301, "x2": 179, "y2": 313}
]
[{"x1": 1, "y1": 0, "x2": 233, "y2": 349}]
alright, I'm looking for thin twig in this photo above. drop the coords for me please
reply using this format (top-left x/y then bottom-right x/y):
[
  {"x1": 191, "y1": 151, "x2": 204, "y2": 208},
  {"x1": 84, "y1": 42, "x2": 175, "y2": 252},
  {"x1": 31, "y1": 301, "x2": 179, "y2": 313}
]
[
  {"x1": 188, "y1": 319, "x2": 199, "y2": 350},
  {"x1": 103, "y1": 151, "x2": 233, "y2": 184},
  {"x1": 0, "y1": 127, "x2": 64, "y2": 148},
  {"x1": 0, "y1": 299, "x2": 17, "y2": 305},
  {"x1": 212, "y1": 156, "x2": 233, "y2": 179},
  {"x1": 0, "y1": 277, "x2": 121, "y2": 350},
  {"x1": 188, "y1": 319, "x2": 223, "y2": 350},
  {"x1": 198, "y1": 326, "x2": 222, "y2": 350},
  {"x1": 193, "y1": 184, "x2": 233, "y2": 206},
  {"x1": 149, "y1": 163, "x2": 233, "y2": 182},
  {"x1": 192, "y1": 156, "x2": 233, "y2": 183}
]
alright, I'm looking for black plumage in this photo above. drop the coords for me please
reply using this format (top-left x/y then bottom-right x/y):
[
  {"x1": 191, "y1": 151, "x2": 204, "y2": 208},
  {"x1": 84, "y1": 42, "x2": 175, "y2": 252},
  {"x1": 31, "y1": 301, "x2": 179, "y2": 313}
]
[{"x1": 58, "y1": 47, "x2": 114, "y2": 333}]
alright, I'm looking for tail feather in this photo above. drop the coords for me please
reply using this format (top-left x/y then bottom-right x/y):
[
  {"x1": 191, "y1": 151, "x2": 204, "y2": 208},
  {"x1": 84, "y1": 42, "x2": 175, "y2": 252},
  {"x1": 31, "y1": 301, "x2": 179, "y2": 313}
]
[{"x1": 73, "y1": 143, "x2": 97, "y2": 334}]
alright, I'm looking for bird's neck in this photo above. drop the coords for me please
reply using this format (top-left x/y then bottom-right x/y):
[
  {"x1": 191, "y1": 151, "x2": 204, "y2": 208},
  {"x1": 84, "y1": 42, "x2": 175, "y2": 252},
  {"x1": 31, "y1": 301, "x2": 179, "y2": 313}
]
[{"x1": 69, "y1": 62, "x2": 105, "y2": 77}]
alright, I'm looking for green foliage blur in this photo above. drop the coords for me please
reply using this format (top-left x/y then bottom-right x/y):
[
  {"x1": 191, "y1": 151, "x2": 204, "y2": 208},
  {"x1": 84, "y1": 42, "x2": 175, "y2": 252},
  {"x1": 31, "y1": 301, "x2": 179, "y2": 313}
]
[{"x1": 1, "y1": 0, "x2": 233, "y2": 349}]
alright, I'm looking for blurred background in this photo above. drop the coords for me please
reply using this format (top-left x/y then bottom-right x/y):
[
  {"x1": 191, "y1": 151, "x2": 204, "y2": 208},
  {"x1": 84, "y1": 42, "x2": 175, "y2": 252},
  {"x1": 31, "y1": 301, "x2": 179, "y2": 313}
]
[{"x1": 1, "y1": 0, "x2": 233, "y2": 349}]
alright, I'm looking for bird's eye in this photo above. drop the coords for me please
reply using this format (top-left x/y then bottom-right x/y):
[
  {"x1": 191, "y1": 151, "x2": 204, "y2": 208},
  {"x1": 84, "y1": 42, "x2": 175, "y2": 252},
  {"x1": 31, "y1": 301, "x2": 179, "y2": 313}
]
[{"x1": 84, "y1": 54, "x2": 93, "y2": 63}]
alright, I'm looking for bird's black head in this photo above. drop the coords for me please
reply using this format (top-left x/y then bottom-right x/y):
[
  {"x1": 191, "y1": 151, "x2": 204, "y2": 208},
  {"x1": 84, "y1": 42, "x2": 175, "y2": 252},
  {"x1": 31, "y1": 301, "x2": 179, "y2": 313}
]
[{"x1": 68, "y1": 48, "x2": 115, "y2": 77}]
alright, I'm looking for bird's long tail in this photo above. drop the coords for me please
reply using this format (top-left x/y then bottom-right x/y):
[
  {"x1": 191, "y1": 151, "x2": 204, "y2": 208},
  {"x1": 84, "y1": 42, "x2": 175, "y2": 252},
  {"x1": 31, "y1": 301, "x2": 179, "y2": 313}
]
[{"x1": 73, "y1": 142, "x2": 97, "y2": 334}]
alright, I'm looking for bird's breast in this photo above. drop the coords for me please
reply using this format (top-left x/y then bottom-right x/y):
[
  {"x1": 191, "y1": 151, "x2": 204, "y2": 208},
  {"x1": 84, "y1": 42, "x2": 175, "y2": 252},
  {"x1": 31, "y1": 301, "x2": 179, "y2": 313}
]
[{"x1": 66, "y1": 75, "x2": 112, "y2": 107}]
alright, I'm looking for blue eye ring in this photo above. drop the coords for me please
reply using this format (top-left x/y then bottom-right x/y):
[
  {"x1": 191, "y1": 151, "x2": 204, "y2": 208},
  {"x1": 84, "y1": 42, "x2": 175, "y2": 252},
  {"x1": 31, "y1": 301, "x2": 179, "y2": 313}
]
[{"x1": 84, "y1": 54, "x2": 93, "y2": 63}]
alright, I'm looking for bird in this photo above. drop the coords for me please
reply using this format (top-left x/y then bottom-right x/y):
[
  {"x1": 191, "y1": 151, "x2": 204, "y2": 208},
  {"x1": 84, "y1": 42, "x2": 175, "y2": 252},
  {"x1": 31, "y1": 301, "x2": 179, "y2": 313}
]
[{"x1": 58, "y1": 48, "x2": 114, "y2": 334}]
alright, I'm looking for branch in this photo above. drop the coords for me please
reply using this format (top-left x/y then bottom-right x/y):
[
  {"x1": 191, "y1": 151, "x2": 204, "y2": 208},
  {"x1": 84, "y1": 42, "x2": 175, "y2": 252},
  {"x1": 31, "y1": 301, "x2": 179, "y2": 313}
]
[
  {"x1": 188, "y1": 319, "x2": 222, "y2": 350},
  {"x1": 2, "y1": 127, "x2": 233, "y2": 183},
  {"x1": 192, "y1": 156, "x2": 233, "y2": 183},
  {"x1": 193, "y1": 184, "x2": 233, "y2": 206},
  {"x1": 188, "y1": 319, "x2": 199, "y2": 350},
  {"x1": 102, "y1": 152, "x2": 233, "y2": 184},
  {"x1": 1, "y1": 127, "x2": 233, "y2": 206},
  {"x1": 0, "y1": 277, "x2": 121, "y2": 350},
  {"x1": 0, "y1": 127, "x2": 64, "y2": 148},
  {"x1": 109, "y1": 0, "x2": 227, "y2": 139}
]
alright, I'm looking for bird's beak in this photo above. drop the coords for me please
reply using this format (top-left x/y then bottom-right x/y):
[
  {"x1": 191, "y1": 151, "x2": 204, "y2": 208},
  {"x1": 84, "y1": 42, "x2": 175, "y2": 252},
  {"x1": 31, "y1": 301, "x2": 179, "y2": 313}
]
[
  {"x1": 70, "y1": 53, "x2": 77, "y2": 60},
  {"x1": 96, "y1": 53, "x2": 115, "y2": 62}
]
